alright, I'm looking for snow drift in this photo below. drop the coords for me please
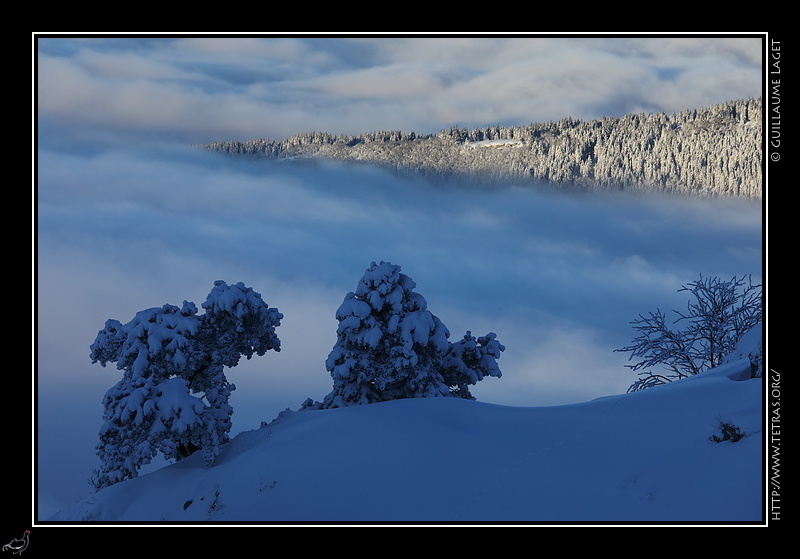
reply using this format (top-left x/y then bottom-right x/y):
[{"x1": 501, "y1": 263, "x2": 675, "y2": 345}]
[{"x1": 46, "y1": 326, "x2": 763, "y2": 524}]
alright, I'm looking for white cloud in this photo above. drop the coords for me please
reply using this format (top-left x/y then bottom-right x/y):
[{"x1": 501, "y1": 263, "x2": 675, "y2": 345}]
[
  {"x1": 308, "y1": 63, "x2": 449, "y2": 100},
  {"x1": 36, "y1": 35, "x2": 763, "y2": 144},
  {"x1": 174, "y1": 36, "x2": 334, "y2": 65}
]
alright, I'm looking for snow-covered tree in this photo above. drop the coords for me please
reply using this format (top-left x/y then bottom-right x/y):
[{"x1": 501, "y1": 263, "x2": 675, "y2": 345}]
[
  {"x1": 440, "y1": 331, "x2": 505, "y2": 399},
  {"x1": 90, "y1": 281, "x2": 283, "y2": 489},
  {"x1": 320, "y1": 262, "x2": 504, "y2": 408},
  {"x1": 322, "y1": 262, "x2": 450, "y2": 407},
  {"x1": 616, "y1": 275, "x2": 762, "y2": 392}
]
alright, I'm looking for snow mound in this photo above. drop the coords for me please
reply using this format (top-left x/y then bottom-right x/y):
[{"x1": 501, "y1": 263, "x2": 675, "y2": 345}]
[
  {"x1": 46, "y1": 331, "x2": 762, "y2": 523},
  {"x1": 721, "y1": 322, "x2": 763, "y2": 379}
]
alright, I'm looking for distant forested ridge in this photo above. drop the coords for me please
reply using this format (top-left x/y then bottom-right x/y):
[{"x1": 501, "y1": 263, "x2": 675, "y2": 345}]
[{"x1": 200, "y1": 97, "x2": 763, "y2": 198}]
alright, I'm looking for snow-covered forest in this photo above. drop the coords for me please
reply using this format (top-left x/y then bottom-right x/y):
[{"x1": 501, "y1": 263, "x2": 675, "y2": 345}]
[{"x1": 201, "y1": 97, "x2": 762, "y2": 198}]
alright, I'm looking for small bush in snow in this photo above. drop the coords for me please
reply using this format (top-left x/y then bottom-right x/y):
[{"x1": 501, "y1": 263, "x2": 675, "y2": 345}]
[
  {"x1": 90, "y1": 281, "x2": 282, "y2": 490},
  {"x1": 320, "y1": 261, "x2": 503, "y2": 408},
  {"x1": 616, "y1": 274, "x2": 761, "y2": 392},
  {"x1": 709, "y1": 418, "x2": 747, "y2": 443}
]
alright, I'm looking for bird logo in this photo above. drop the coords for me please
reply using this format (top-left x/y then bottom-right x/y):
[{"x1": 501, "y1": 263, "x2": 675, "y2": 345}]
[{"x1": 2, "y1": 531, "x2": 29, "y2": 555}]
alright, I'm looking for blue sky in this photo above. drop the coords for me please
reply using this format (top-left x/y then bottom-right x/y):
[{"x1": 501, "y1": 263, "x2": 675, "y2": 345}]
[{"x1": 35, "y1": 33, "x2": 764, "y2": 519}]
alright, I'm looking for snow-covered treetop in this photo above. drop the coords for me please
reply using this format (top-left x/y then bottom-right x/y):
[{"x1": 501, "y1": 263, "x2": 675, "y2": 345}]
[
  {"x1": 90, "y1": 302, "x2": 202, "y2": 381},
  {"x1": 199, "y1": 280, "x2": 284, "y2": 364},
  {"x1": 352, "y1": 261, "x2": 426, "y2": 314},
  {"x1": 203, "y1": 280, "x2": 272, "y2": 317}
]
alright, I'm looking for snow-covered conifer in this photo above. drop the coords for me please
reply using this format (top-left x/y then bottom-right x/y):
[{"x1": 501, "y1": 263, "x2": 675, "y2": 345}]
[
  {"x1": 321, "y1": 262, "x2": 504, "y2": 408},
  {"x1": 322, "y1": 261, "x2": 452, "y2": 408},
  {"x1": 90, "y1": 282, "x2": 282, "y2": 489},
  {"x1": 440, "y1": 331, "x2": 505, "y2": 399}
]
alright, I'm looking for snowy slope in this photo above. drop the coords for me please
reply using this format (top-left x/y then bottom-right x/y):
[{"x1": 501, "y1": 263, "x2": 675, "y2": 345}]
[{"x1": 46, "y1": 330, "x2": 763, "y2": 524}]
